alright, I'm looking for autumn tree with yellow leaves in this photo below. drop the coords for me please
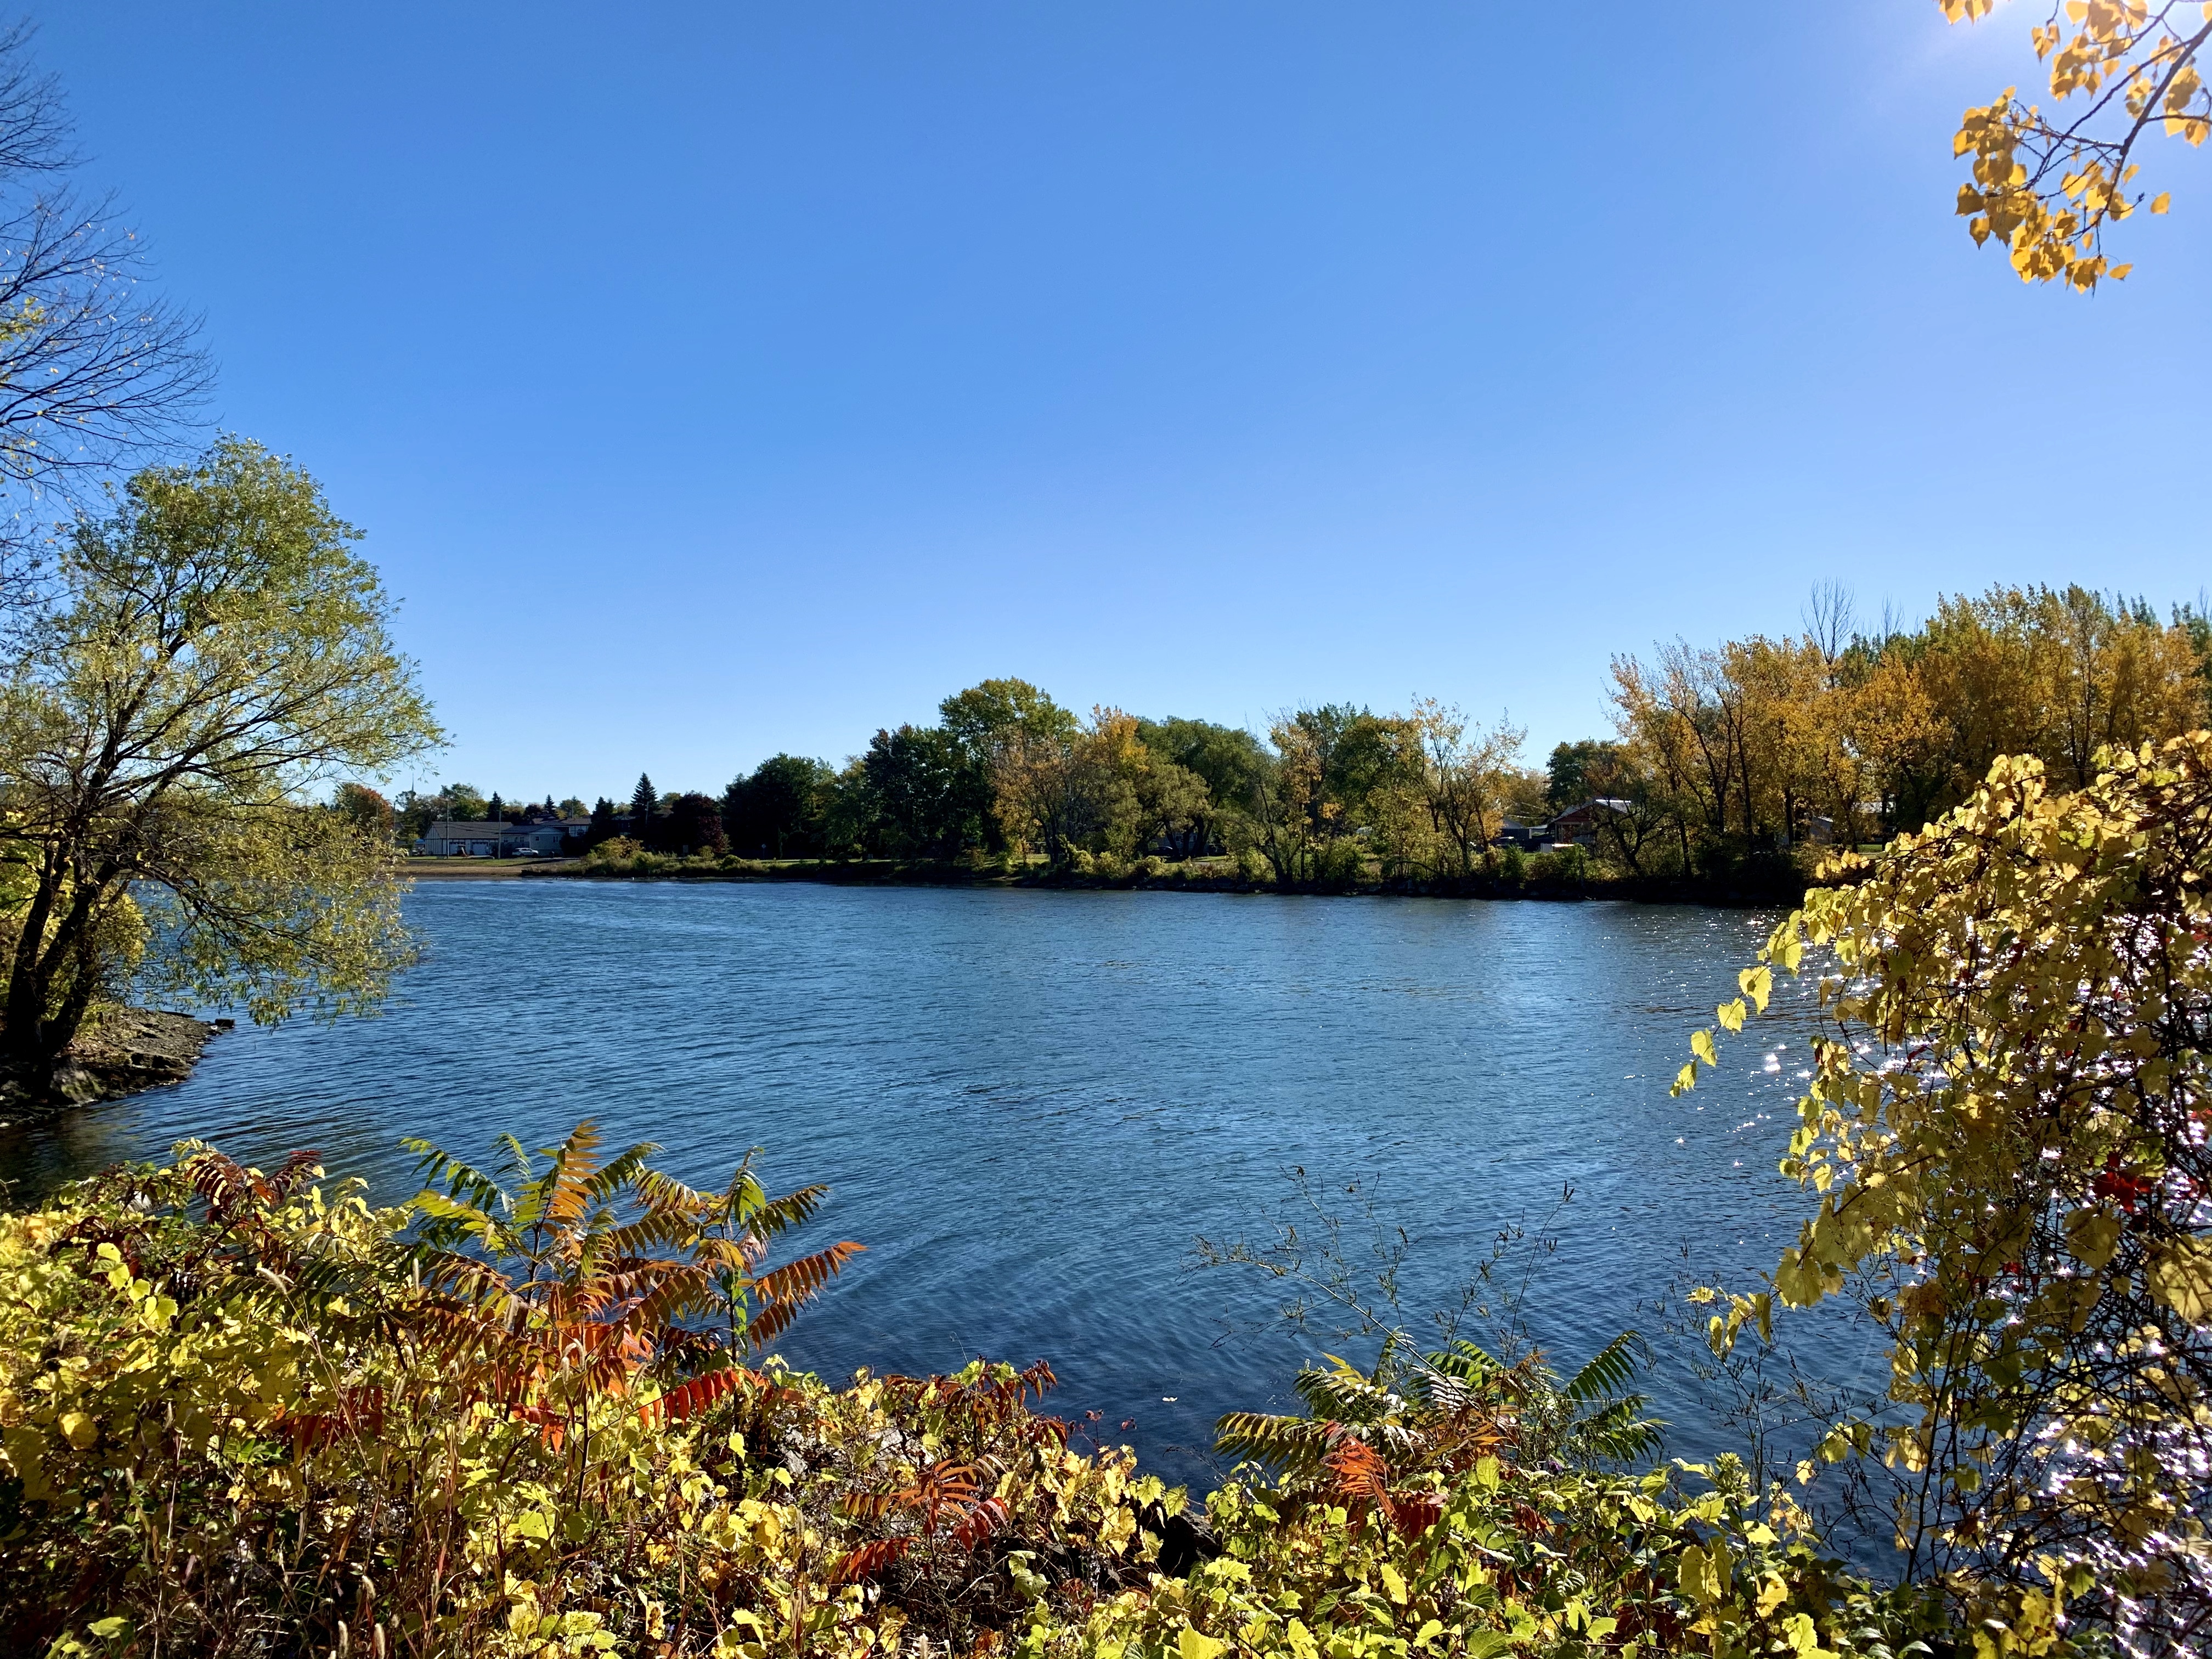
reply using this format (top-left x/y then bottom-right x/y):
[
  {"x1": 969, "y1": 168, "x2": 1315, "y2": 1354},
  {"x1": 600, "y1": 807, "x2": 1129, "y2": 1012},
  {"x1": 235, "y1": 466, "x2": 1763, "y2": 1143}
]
[
  {"x1": 1941, "y1": 0, "x2": 2209, "y2": 289},
  {"x1": 1605, "y1": 586, "x2": 2208, "y2": 878},
  {"x1": 1678, "y1": 733, "x2": 2212, "y2": 1652}
]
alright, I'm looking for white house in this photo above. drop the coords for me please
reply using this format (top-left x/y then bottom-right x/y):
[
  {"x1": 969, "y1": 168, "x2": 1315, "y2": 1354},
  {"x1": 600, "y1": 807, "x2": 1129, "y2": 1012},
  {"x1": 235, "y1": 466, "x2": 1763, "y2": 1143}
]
[{"x1": 417, "y1": 817, "x2": 590, "y2": 857}]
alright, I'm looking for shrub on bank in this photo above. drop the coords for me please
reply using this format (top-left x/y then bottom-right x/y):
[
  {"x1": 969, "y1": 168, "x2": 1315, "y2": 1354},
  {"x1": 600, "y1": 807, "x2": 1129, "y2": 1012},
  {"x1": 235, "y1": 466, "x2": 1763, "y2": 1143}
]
[
  {"x1": 572, "y1": 843, "x2": 778, "y2": 879},
  {"x1": 0, "y1": 1127, "x2": 2031, "y2": 1658},
  {"x1": 1526, "y1": 847, "x2": 1588, "y2": 887}
]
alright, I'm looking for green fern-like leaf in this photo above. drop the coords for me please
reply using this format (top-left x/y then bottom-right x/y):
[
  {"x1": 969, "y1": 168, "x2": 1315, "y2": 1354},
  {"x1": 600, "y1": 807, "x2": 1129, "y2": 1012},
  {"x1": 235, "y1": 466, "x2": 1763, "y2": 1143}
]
[
  {"x1": 1215, "y1": 1410, "x2": 1331, "y2": 1471},
  {"x1": 1563, "y1": 1331, "x2": 1646, "y2": 1404},
  {"x1": 1293, "y1": 1357, "x2": 1403, "y2": 1426},
  {"x1": 1424, "y1": 1338, "x2": 1502, "y2": 1384},
  {"x1": 746, "y1": 1182, "x2": 828, "y2": 1240},
  {"x1": 1568, "y1": 1393, "x2": 1664, "y2": 1464},
  {"x1": 582, "y1": 1141, "x2": 662, "y2": 1208}
]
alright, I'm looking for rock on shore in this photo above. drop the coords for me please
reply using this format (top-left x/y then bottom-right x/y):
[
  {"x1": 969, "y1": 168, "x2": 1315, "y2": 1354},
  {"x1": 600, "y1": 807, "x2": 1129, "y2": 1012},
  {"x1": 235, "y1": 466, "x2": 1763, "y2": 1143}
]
[{"x1": 0, "y1": 1007, "x2": 225, "y2": 1125}]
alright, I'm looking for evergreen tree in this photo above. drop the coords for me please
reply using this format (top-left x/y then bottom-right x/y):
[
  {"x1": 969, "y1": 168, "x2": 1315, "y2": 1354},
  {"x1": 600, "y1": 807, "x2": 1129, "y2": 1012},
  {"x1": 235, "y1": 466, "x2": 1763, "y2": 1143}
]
[{"x1": 629, "y1": 774, "x2": 657, "y2": 836}]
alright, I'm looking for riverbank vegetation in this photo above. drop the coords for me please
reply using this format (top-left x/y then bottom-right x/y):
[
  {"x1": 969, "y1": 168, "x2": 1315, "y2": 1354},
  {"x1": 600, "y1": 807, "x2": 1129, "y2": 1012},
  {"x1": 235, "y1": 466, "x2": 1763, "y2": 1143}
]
[
  {"x1": 0, "y1": 1124, "x2": 1969, "y2": 1659},
  {"x1": 3, "y1": 1, "x2": 2208, "y2": 1650},
  {"x1": 485, "y1": 583, "x2": 2210, "y2": 907},
  {"x1": 545, "y1": 839, "x2": 1640, "y2": 904}
]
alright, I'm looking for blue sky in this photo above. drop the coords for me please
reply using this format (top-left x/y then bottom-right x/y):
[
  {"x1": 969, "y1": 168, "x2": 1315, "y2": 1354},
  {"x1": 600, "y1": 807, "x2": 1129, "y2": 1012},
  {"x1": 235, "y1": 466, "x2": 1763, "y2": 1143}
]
[{"x1": 29, "y1": 2, "x2": 2210, "y2": 803}]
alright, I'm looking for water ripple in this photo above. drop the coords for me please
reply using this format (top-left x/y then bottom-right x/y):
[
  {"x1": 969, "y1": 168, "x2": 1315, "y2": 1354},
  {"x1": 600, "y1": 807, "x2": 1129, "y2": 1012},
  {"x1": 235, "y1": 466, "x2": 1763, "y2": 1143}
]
[{"x1": 0, "y1": 883, "x2": 1854, "y2": 1483}]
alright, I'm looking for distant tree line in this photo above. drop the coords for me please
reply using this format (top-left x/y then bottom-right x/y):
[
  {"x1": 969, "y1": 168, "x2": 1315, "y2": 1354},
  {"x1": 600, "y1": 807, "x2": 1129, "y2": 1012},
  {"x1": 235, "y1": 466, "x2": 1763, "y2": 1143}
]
[
  {"x1": 375, "y1": 584, "x2": 2212, "y2": 887},
  {"x1": 1592, "y1": 584, "x2": 2211, "y2": 878}
]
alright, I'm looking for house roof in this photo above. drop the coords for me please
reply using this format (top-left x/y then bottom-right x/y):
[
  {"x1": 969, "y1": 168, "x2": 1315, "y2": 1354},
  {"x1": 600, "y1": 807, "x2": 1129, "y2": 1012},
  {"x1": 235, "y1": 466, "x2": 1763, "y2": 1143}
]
[{"x1": 422, "y1": 817, "x2": 589, "y2": 838}]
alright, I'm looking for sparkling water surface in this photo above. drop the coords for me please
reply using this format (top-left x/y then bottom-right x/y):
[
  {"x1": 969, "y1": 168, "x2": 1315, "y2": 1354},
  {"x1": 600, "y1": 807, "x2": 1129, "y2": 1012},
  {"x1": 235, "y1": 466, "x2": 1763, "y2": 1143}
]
[{"x1": 0, "y1": 881, "x2": 1864, "y2": 1484}]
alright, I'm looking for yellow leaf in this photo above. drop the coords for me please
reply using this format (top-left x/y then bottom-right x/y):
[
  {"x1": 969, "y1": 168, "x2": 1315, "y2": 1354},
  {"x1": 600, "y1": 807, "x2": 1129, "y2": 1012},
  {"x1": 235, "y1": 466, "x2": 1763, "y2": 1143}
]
[
  {"x1": 57, "y1": 1410, "x2": 97, "y2": 1450},
  {"x1": 1679, "y1": 1544, "x2": 1716, "y2": 1605},
  {"x1": 2152, "y1": 192, "x2": 2171, "y2": 213},
  {"x1": 2146, "y1": 1237, "x2": 2212, "y2": 1321},
  {"x1": 1717, "y1": 998, "x2": 1746, "y2": 1034},
  {"x1": 1680, "y1": 1538, "x2": 1733, "y2": 1606},
  {"x1": 2064, "y1": 1207, "x2": 2122, "y2": 1269},
  {"x1": 1739, "y1": 965, "x2": 1773, "y2": 1013},
  {"x1": 1690, "y1": 1029, "x2": 1717, "y2": 1066},
  {"x1": 1180, "y1": 1629, "x2": 1226, "y2": 1659},
  {"x1": 1380, "y1": 1562, "x2": 1408, "y2": 1605},
  {"x1": 1672, "y1": 1061, "x2": 1699, "y2": 1097}
]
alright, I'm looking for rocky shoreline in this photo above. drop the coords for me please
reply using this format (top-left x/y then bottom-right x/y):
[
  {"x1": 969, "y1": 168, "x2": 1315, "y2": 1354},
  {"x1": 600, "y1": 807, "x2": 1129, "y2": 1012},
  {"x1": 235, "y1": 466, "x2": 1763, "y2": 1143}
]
[{"x1": 0, "y1": 1007, "x2": 227, "y2": 1126}]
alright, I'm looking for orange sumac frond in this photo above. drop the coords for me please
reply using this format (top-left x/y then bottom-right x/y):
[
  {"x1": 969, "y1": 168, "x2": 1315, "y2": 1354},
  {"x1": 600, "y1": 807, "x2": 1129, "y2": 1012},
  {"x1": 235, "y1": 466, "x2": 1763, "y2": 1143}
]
[
  {"x1": 901, "y1": 1461, "x2": 980, "y2": 1532},
  {"x1": 830, "y1": 1538, "x2": 911, "y2": 1585},
  {"x1": 1383, "y1": 1490, "x2": 1443, "y2": 1541},
  {"x1": 1325, "y1": 1436, "x2": 1391, "y2": 1509},
  {"x1": 539, "y1": 1120, "x2": 606, "y2": 1225},
  {"x1": 639, "y1": 1363, "x2": 760, "y2": 1429},
  {"x1": 751, "y1": 1242, "x2": 865, "y2": 1310},
  {"x1": 952, "y1": 1496, "x2": 1009, "y2": 1550}
]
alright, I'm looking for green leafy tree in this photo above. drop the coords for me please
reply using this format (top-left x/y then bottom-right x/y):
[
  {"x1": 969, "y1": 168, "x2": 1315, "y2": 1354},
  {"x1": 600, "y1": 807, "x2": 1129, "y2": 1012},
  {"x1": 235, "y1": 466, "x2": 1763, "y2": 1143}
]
[
  {"x1": 940, "y1": 678, "x2": 1077, "y2": 853},
  {"x1": 396, "y1": 781, "x2": 485, "y2": 837},
  {"x1": 817, "y1": 757, "x2": 876, "y2": 858},
  {"x1": 1138, "y1": 717, "x2": 1274, "y2": 856},
  {"x1": 1122, "y1": 747, "x2": 1211, "y2": 861},
  {"x1": 334, "y1": 782, "x2": 395, "y2": 844},
  {"x1": 723, "y1": 754, "x2": 832, "y2": 858},
  {"x1": 659, "y1": 791, "x2": 727, "y2": 857},
  {"x1": 436, "y1": 782, "x2": 487, "y2": 825},
  {"x1": 939, "y1": 678, "x2": 1075, "y2": 759},
  {"x1": 1248, "y1": 705, "x2": 1418, "y2": 886},
  {"x1": 0, "y1": 438, "x2": 441, "y2": 1086},
  {"x1": 860, "y1": 725, "x2": 983, "y2": 858},
  {"x1": 1546, "y1": 739, "x2": 1630, "y2": 811}
]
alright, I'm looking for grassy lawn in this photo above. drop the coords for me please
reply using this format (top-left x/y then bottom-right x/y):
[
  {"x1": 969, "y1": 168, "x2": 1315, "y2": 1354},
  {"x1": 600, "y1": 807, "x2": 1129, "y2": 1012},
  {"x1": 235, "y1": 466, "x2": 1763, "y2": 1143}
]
[{"x1": 404, "y1": 857, "x2": 578, "y2": 879}]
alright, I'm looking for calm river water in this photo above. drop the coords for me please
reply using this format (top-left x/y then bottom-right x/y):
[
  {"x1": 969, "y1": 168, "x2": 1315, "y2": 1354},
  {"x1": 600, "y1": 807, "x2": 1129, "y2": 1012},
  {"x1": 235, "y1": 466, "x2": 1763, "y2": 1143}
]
[{"x1": 0, "y1": 882, "x2": 1865, "y2": 1483}]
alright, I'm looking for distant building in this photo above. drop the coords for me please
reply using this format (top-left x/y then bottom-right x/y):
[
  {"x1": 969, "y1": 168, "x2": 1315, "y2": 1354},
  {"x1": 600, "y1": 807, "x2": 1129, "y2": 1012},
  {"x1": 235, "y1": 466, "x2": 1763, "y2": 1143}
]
[
  {"x1": 1493, "y1": 819, "x2": 1548, "y2": 851},
  {"x1": 417, "y1": 817, "x2": 590, "y2": 857},
  {"x1": 1544, "y1": 799, "x2": 1633, "y2": 848}
]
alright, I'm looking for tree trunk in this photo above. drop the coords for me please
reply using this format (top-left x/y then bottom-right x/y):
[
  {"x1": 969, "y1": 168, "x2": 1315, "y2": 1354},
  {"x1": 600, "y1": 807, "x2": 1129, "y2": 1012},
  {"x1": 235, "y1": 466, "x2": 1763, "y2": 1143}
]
[{"x1": 2, "y1": 865, "x2": 112, "y2": 1092}]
